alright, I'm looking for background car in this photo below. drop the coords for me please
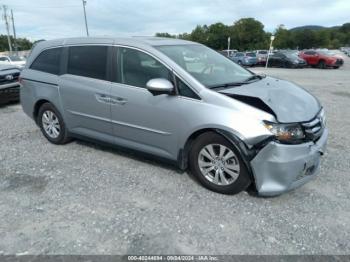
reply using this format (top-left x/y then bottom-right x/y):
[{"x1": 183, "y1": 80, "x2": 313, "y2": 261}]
[
  {"x1": 231, "y1": 52, "x2": 257, "y2": 66},
  {"x1": 299, "y1": 50, "x2": 344, "y2": 69},
  {"x1": 220, "y1": 49, "x2": 238, "y2": 57},
  {"x1": 267, "y1": 51, "x2": 307, "y2": 68},
  {"x1": 0, "y1": 64, "x2": 21, "y2": 105},
  {"x1": 255, "y1": 50, "x2": 268, "y2": 65},
  {"x1": 0, "y1": 55, "x2": 26, "y2": 70}
]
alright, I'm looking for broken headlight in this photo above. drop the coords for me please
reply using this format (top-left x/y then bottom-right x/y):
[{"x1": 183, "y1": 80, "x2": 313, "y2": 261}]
[{"x1": 263, "y1": 121, "x2": 305, "y2": 144}]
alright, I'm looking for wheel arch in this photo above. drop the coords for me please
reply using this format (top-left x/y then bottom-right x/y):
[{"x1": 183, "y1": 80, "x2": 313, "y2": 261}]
[
  {"x1": 178, "y1": 128, "x2": 256, "y2": 172},
  {"x1": 33, "y1": 99, "x2": 62, "y2": 124},
  {"x1": 177, "y1": 128, "x2": 258, "y2": 190},
  {"x1": 33, "y1": 99, "x2": 50, "y2": 123}
]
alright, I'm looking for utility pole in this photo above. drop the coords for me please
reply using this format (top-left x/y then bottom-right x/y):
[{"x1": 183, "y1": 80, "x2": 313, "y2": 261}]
[
  {"x1": 82, "y1": 0, "x2": 89, "y2": 36},
  {"x1": 2, "y1": 5, "x2": 13, "y2": 53},
  {"x1": 11, "y1": 9, "x2": 18, "y2": 56},
  {"x1": 265, "y1": 35, "x2": 275, "y2": 68}
]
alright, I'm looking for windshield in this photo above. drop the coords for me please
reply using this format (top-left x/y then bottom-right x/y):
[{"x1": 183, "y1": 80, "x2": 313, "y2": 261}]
[
  {"x1": 246, "y1": 52, "x2": 256, "y2": 57},
  {"x1": 318, "y1": 50, "x2": 336, "y2": 56},
  {"x1": 285, "y1": 53, "x2": 299, "y2": 59},
  {"x1": 9, "y1": 56, "x2": 25, "y2": 62},
  {"x1": 156, "y1": 44, "x2": 253, "y2": 88},
  {"x1": 258, "y1": 51, "x2": 268, "y2": 54}
]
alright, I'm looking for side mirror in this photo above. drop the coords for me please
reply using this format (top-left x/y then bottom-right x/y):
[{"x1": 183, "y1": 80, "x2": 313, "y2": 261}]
[{"x1": 146, "y1": 78, "x2": 174, "y2": 96}]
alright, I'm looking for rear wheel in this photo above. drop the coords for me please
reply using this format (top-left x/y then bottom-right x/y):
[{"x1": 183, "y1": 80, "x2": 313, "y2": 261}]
[
  {"x1": 189, "y1": 132, "x2": 251, "y2": 195},
  {"x1": 38, "y1": 103, "x2": 71, "y2": 144}
]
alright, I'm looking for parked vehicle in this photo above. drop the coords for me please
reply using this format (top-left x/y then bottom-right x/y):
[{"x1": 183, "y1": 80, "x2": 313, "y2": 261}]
[
  {"x1": 0, "y1": 55, "x2": 26, "y2": 69},
  {"x1": 299, "y1": 50, "x2": 344, "y2": 69},
  {"x1": 220, "y1": 49, "x2": 238, "y2": 57},
  {"x1": 267, "y1": 51, "x2": 307, "y2": 68},
  {"x1": 255, "y1": 50, "x2": 268, "y2": 65},
  {"x1": 231, "y1": 52, "x2": 257, "y2": 66},
  {"x1": 0, "y1": 64, "x2": 21, "y2": 105},
  {"x1": 343, "y1": 48, "x2": 350, "y2": 56},
  {"x1": 20, "y1": 37, "x2": 328, "y2": 196}
]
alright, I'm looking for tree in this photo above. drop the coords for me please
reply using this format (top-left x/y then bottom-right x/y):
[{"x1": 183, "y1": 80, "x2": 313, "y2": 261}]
[
  {"x1": 0, "y1": 35, "x2": 33, "y2": 52},
  {"x1": 154, "y1": 18, "x2": 350, "y2": 50},
  {"x1": 293, "y1": 29, "x2": 319, "y2": 49},
  {"x1": 230, "y1": 18, "x2": 269, "y2": 50},
  {"x1": 206, "y1": 23, "x2": 230, "y2": 50},
  {"x1": 189, "y1": 25, "x2": 209, "y2": 45},
  {"x1": 155, "y1": 32, "x2": 176, "y2": 38},
  {"x1": 274, "y1": 26, "x2": 294, "y2": 49}
]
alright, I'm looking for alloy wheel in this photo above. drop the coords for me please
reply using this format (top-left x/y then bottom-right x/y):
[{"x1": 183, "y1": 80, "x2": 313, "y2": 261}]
[
  {"x1": 41, "y1": 110, "x2": 61, "y2": 139},
  {"x1": 198, "y1": 144, "x2": 240, "y2": 186}
]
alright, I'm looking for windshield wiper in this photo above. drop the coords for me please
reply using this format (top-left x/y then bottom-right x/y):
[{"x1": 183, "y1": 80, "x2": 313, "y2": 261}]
[
  {"x1": 209, "y1": 82, "x2": 248, "y2": 89},
  {"x1": 243, "y1": 74, "x2": 264, "y2": 82},
  {"x1": 209, "y1": 74, "x2": 264, "y2": 89}
]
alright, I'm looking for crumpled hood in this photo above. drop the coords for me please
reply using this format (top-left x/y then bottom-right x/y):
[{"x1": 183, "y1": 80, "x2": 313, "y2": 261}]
[{"x1": 220, "y1": 76, "x2": 321, "y2": 123}]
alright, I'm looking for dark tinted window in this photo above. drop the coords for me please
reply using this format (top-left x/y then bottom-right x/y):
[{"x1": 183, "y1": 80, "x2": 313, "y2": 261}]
[
  {"x1": 119, "y1": 47, "x2": 171, "y2": 88},
  {"x1": 274, "y1": 53, "x2": 285, "y2": 58},
  {"x1": 304, "y1": 51, "x2": 316, "y2": 55},
  {"x1": 30, "y1": 47, "x2": 62, "y2": 75},
  {"x1": 177, "y1": 77, "x2": 200, "y2": 100},
  {"x1": 68, "y1": 46, "x2": 108, "y2": 80}
]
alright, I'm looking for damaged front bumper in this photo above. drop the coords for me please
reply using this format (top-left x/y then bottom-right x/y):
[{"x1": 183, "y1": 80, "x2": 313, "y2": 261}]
[{"x1": 250, "y1": 128, "x2": 328, "y2": 196}]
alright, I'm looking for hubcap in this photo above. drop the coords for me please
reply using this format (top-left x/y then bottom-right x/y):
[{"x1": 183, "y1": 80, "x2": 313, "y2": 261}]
[
  {"x1": 42, "y1": 110, "x2": 60, "y2": 139},
  {"x1": 198, "y1": 144, "x2": 240, "y2": 186}
]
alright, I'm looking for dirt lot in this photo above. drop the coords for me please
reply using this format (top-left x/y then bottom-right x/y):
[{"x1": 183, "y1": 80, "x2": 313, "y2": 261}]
[{"x1": 0, "y1": 53, "x2": 350, "y2": 255}]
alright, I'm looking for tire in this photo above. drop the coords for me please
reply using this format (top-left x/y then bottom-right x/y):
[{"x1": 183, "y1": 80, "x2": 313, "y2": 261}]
[
  {"x1": 318, "y1": 60, "x2": 326, "y2": 69},
  {"x1": 189, "y1": 132, "x2": 251, "y2": 195},
  {"x1": 333, "y1": 66, "x2": 339, "y2": 69},
  {"x1": 238, "y1": 60, "x2": 242, "y2": 65},
  {"x1": 38, "y1": 102, "x2": 71, "y2": 144}
]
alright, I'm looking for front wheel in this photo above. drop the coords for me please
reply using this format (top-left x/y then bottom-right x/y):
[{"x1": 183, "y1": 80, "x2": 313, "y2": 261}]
[
  {"x1": 189, "y1": 132, "x2": 251, "y2": 195},
  {"x1": 318, "y1": 60, "x2": 326, "y2": 69},
  {"x1": 38, "y1": 103, "x2": 71, "y2": 144}
]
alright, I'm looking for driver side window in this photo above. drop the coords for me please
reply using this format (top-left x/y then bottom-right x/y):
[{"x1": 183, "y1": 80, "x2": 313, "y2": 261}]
[{"x1": 119, "y1": 47, "x2": 172, "y2": 88}]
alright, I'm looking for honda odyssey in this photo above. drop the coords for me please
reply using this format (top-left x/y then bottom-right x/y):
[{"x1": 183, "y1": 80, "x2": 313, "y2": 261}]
[{"x1": 20, "y1": 37, "x2": 328, "y2": 196}]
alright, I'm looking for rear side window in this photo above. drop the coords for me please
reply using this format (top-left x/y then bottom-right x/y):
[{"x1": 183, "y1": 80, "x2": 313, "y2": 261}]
[
  {"x1": 67, "y1": 46, "x2": 108, "y2": 80},
  {"x1": 30, "y1": 47, "x2": 62, "y2": 75}
]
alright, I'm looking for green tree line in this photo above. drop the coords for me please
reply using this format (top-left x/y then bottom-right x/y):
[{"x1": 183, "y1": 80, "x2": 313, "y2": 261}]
[
  {"x1": 0, "y1": 34, "x2": 33, "y2": 52},
  {"x1": 156, "y1": 18, "x2": 350, "y2": 51}
]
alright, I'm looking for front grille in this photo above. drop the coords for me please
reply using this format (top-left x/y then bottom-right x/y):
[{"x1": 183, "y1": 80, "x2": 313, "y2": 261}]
[
  {"x1": 0, "y1": 72, "x2": 20, "y2": 85},
  {"x1": 301, "y1": 111, "x2": 325, "y2": 142}
]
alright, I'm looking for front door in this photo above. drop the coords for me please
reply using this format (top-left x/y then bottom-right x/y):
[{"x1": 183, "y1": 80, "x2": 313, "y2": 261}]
[{"x1": 110, "y1": 47, "x2": 197, "y2": 160}]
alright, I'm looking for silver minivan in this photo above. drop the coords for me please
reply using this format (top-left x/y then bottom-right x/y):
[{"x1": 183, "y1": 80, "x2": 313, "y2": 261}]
[{"x1": 20, "y1": 37, "x2": 328, "y2": 196}]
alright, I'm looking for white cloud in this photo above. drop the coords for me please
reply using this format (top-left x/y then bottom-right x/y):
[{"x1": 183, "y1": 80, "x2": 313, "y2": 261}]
[{"x1": 1, "y1": 0, "x2": 349, "y2": 40}]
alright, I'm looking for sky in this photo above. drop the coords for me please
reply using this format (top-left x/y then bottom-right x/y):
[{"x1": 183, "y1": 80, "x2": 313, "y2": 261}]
[{"x1": 1, "y1": 0, "x2": 349, "y2": 41}]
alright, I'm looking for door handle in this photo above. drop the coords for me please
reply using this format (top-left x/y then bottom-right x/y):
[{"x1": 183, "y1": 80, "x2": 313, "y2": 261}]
[
  {"x1": 110, "y1": 97, "x2": 127, "y2": 105},
  {"x1": 96, "y1": 93, "x2": 111, "y2": 104}
]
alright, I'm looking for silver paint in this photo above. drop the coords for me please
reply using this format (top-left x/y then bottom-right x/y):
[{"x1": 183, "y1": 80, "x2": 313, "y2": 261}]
[{"x1": 20, "y1": 36, "x2": 328, "y2": 195}]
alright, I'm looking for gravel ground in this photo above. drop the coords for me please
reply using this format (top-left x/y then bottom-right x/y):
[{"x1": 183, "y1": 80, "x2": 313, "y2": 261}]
[{"x1": 0, "y1": 52, "x2": 350, "y2": 255}]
